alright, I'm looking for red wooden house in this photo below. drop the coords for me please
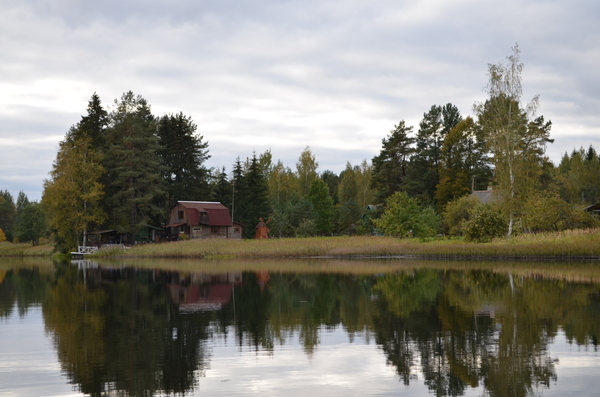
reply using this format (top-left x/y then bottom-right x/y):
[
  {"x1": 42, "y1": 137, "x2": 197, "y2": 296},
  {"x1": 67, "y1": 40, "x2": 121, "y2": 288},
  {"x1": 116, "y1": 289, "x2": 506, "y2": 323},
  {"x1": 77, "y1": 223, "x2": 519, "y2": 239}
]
[{"x1": 165, "y1": 201, "x2": 243, "y2": 240}]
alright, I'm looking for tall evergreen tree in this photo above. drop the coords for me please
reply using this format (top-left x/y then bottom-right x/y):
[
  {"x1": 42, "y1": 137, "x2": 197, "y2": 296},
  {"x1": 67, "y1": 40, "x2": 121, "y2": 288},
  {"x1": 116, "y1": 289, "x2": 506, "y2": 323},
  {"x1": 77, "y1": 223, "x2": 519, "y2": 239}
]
[
  {"x1": 243, "y1": 152, "x2": 271, "y2": 238},
  {"x1": 371, "y1": 120, "x2": 415, "y2": 204},
  {"x1": 435, "y1": 117, "x2": 491, "y2": 206},
  {"x1": 103, "y1": 91, "x2": 165, "y2": 242},
  {"x1": 77, "y1": 93, "x2": 109, "y2": 149},
  {"x1": 156, "y1": 112, "x2": 210, "y2": 210},
  {"x1": 17, "y1": 202, "x2": 47, "y2": 246},
  {"x1": 405, "y1": 104, "x2": 462, "y2": 204},
  {"x1": 320, "y1": 170, "x2": 340, "y2": 204},
  {"x1": 308, "y1": 178, "x2": 334, "y2": 235},
  {"x1": 231, "y1": 157, "x2": 246, "y2": 225},
  {"x1": 211, "y1": 166, "x2": 232, "y2": 209},
  {"x1": 0, "y1": 191, "x2": 16, "y2": 240}
]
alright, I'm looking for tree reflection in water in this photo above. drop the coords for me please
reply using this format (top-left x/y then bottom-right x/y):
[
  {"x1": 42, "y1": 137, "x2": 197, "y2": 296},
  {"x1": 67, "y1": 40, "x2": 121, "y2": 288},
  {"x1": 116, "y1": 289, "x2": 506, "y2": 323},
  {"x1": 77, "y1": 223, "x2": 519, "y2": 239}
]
[{"x1": 2, "y1": 260, "x2": 599, "y2": 397}]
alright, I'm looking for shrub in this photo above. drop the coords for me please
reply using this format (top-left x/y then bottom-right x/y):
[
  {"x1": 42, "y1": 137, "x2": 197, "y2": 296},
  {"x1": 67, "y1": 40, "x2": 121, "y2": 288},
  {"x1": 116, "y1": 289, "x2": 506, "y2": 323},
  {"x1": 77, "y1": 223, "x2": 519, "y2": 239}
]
[
  {"x1": 0, "y1": 228, "x2": 6, "y2": 242},
  {"x1": 373, "y1": 192, "x2": 441, "y2": 238},
  {"x1": 463, "y1": 204, "x2": 508, "y2": 243},
  {"x1": 522, "y1": 191, "x2": 600, "y2": 232},
  {"x1": 442, "y1": 195, "x2": 482, "y2": 236}
]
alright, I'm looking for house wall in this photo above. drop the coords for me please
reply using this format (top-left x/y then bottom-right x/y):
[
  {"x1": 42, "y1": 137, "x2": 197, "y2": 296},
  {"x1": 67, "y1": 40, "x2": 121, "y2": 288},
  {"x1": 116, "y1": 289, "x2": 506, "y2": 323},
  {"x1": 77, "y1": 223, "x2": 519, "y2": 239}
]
[
  {"x1": 169, "y1": 203, "x2": 189, "y2": 225},
  {"x1": 230, "y1": 226, "x2": 243, "y2": 239},
  {"x1": 168, "y1": 202, "x2": 242, "y2": 239},
  {"x1": 190, "y1": 225, "x2": 237, "y2": 239}
]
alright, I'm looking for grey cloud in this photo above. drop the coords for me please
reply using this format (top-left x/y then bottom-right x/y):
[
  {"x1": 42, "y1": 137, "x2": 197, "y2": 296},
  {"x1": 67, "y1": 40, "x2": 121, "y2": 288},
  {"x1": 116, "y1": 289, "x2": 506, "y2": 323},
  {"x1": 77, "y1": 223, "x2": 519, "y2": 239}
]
[{"x1": 1, "y1": 0, "x2": 599, "y2": 200}]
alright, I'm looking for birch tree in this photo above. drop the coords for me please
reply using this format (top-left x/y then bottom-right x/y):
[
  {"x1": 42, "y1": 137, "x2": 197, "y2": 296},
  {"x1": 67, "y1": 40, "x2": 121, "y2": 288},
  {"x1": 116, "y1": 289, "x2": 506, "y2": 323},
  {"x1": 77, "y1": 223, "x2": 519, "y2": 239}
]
[{"x1": 475, "y1": 44, "x2": 553, "y2": 236}]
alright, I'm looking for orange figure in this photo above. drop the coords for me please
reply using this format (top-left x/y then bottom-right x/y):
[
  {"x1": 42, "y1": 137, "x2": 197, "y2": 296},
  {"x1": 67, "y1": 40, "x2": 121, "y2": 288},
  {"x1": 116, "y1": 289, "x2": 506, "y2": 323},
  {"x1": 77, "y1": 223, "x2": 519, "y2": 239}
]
[{"x1": 255, "y1": 217, "x2": 271, "y2": 239}]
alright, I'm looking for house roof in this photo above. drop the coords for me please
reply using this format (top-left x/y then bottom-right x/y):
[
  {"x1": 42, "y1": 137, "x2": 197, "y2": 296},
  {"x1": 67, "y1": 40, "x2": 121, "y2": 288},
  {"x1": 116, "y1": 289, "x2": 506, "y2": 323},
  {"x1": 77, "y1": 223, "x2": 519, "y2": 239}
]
[
  {"x1": 585, "y1": 202, "x2": 600, "y2": 213},
  {"x1": 471, "y1": 189, "x2": 495, "y2": 204},
  {"x1": 178, "y1": 201, "x2": 233, "y2": 226}
]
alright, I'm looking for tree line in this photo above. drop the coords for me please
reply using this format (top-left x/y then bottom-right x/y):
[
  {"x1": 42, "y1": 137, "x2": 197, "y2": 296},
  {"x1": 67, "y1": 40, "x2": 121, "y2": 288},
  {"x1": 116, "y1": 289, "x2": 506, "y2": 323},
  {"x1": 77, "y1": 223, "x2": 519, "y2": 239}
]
[{"x1": 1, "y1": 45, "x2": 598, "y2": 250}]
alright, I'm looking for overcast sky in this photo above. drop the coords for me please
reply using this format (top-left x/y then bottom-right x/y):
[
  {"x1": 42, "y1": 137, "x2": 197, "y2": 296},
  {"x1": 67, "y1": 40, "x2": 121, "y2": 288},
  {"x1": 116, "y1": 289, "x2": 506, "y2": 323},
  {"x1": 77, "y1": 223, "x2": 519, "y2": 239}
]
[{"x1": 1, "y1": 0, "x2": 599, "y2": 201}]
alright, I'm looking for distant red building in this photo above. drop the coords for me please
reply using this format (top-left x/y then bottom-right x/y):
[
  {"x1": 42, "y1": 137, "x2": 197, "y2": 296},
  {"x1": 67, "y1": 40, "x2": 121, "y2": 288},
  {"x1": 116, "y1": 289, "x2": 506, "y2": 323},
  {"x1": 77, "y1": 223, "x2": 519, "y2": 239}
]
[{"x1": 165, "y1": 201, "x2": 243, "y2": 240}]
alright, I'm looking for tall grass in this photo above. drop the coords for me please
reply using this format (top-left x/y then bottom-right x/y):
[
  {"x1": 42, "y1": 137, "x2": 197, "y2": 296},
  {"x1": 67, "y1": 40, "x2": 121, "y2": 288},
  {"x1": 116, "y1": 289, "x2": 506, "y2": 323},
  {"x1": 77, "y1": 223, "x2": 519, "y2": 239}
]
[
  {"x1": 0, "y1": 242, "x2": 53, "y2": 257},
  {"x1": 110, "y1": 228, "x2": 600, "y2": 259}
]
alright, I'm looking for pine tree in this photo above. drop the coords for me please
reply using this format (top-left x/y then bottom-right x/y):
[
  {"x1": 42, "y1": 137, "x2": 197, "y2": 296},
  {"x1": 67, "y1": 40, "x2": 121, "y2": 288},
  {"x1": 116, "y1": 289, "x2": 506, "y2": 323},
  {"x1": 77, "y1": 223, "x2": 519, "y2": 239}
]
[
  {"x1": 435, "y1": 117, "x2": 491, "y2": 206},
  {"x1": 405, "y1": 104, "x2": 462, "y2": 204},
  {"x1": 157, "y1": 112, "x2": 210, "y2": 210},
  {"x1": 0, "y1": 191, "x2": 16, "y2": 240},
  {"x1": 103, "y1": 91, "x2": 165, "y2": 242},
  {"x1": 243, "y1": 152, "x2": 271, "y2": 238},
  {"x1": 371, "y1": 121, "x2": 415, "y2": 204},
  {"x1": 211, "y1": 166, "x2": 232, "y2": 209},
  {"x1": 308, "y1": 178, "x2": 334, "y2": 235}
]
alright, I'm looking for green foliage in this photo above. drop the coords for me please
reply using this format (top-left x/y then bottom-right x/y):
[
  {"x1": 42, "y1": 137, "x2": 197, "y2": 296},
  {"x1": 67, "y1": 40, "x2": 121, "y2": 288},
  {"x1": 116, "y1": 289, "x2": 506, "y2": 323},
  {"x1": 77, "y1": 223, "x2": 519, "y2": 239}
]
[
  {"x1": 157, "y1": 112, "x2": 210, "y2": 210},
  {"x1": 210, "y1": 166, "x2": 232, "y2": 209},
  {"x1": 296, "y1": 146, "x2": 319, "y2": 197},
  {"x1": 268, "y1": 197, "x2": 315, "y2": 238},
  {"x1": 17, "y1": 202, "x2": 47, "y2": 245},
  {"x1": 522, "y1": 191, "x2": 599, "y2": 232},
  {"x1": 103, "y1": 91, "x2": 166, "y2": 240},
  {"x1": 267, "y1": 160, "x2": 299, "y2": 210},
  {"x1": 0, "y1": 191, "x2": 16, "y2": 239},
  {"x1": 436, "y1": 117, "x2": 491, "y2": 206},
  {"x1": 475, "y1": 44, "x2": 553, "y2": 236},
  {"x1": 557, "y1": 145, "x2": 600, "y2": 205},
  {"x1": 337, "y1": 199, "x2": 361, "y2": 235},
  {"x1": 233, "y1": 152, "x2": 271, "y2": 238},
  {"x1": 320, "y1": 169, "x2": 340, "y2": 204},
  {"x1": 373, "y1": 192, "x2": 440, "y2": 238},
  {"x1": 442, "y1": 195, "x2": 482, "y2": 236},
  {"x1": 404, "y1": 103, "x2": 462, "y2": 204},
  {"x1": 371, "y1": 121, "x2": 415, "y2": 203},
  {"x1": 307, "y1": 178, "x2": 334, "y2": 235},
  {"x1": 463, "y1": 204, "x2": 507, "y2": 243},
  {"x1": 43, "y1": 134, "x2": 106, "y2": 252}
]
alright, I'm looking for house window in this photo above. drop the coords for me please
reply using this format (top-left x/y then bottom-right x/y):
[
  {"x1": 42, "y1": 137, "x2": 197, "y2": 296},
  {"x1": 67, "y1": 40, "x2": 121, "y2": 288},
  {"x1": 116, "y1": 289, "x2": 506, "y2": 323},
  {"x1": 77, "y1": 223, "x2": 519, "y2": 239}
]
[
  {"x1": 235, "y1": 228, "x2": 240, "y2": 233},
  {"x1": 179, "y1": 226, "x2": 185, "y2": 233},
  {"x1": 178, "y1": 210, "x2": 184, "y2": 220},
  {"x1": 211, "y1": 227, "x2": 219, "y2": 235}
]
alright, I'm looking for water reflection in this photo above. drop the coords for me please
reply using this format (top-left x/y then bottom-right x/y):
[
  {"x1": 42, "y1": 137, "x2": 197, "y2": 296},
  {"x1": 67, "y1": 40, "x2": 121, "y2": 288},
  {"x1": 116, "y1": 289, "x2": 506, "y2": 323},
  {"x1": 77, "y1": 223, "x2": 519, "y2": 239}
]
[{"x1": 1, "y1": 259, "x2": 600, "y2": 396}]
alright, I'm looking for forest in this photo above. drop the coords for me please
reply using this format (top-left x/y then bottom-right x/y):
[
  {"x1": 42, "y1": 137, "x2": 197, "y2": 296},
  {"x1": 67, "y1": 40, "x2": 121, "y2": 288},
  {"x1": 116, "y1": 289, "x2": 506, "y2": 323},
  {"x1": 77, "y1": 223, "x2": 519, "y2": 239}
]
[{"x1": 0, "y1": 46, "x2": 598, "y2": 251}]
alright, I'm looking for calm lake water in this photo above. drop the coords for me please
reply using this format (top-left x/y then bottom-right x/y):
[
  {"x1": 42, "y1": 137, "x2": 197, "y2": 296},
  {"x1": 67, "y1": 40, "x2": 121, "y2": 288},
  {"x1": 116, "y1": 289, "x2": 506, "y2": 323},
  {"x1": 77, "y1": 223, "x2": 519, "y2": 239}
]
[{"x1": 1, "y1": 257, "x2": 600, "y2": 397}]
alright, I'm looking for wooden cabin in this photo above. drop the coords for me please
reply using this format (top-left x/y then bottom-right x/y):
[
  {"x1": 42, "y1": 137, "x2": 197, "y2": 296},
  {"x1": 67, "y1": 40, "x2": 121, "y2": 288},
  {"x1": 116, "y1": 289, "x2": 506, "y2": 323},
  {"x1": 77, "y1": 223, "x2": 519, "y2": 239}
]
[{"x1": 165, "y1": 201, "x2": 243, "y2": 240}]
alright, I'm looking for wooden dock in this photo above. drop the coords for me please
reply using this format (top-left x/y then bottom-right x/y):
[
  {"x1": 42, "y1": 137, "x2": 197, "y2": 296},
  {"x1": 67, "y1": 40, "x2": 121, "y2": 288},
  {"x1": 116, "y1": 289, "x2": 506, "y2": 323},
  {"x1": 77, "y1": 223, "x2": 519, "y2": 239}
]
[{"x1": 70, "y1": 246, "x2": 98, "y2": 259}]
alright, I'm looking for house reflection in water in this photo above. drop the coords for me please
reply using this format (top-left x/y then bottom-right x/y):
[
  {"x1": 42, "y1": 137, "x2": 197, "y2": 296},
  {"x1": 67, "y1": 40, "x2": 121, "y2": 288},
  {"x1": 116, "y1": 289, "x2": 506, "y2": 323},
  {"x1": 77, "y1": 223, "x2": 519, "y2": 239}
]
[{"x1": 169, "y1": 272, "x2": 243, "y2": 312}]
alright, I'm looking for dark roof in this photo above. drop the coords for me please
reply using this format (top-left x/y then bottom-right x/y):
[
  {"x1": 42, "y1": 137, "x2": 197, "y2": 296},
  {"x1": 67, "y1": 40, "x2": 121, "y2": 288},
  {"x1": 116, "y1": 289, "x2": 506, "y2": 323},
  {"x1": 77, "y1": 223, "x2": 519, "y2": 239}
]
[
  {"x1": 585, "y1": 202, "x2": 600, "y2": 213},
  {"x1": 178, "y1": 201, "x2": 232, "y2": 226}
]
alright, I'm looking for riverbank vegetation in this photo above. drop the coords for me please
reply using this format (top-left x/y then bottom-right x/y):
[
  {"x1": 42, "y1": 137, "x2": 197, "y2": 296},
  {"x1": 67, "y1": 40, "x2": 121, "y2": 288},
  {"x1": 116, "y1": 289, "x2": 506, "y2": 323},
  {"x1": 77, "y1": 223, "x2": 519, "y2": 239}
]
[
  {"x1": 93, "y1": 228, "x2": 600, "y2": 259},
  {"x1": 0, "y1": 241, "x2": 53, "y2": 257}
]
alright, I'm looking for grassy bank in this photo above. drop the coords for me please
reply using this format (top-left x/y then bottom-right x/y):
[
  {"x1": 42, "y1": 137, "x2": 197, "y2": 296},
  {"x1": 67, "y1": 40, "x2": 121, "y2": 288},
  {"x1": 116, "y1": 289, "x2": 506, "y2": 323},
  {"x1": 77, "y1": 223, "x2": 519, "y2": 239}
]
[
  {"x1": 0, "y1": 242, "x2": 53, "y2": 257},
  {"x1": 97, "y1": 228, "x2": 600, "y2": 259}
]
